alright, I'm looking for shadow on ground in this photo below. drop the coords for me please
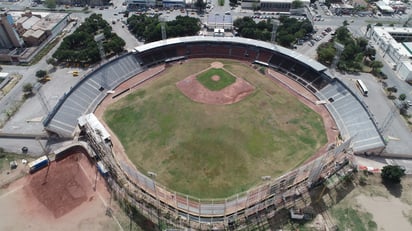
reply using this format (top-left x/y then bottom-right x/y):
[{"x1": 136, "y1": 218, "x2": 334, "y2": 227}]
[{"x1": 382, "y1": 179, "x2": 403, "y2": 198}]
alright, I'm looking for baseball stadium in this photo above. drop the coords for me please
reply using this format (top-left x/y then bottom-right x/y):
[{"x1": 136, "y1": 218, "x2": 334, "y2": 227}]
[{"x1": 42, "y1": 36, "x2": 386, "y2": 230}]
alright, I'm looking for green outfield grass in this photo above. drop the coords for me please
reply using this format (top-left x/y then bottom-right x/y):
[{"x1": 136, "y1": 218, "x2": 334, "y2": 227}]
[
  {"x1": 103, "y1": 59, "x2": 327, "y2": 199},
  {"x1": 196, "y1": 68, "x2": 236, "y2": 91}
]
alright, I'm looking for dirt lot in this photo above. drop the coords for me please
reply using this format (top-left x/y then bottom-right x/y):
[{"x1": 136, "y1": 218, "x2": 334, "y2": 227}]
[
  {"x1": 0, "y1": 153, "x2": 122, "y2": 231},
  {"x1": 306, "y1": 174, "x2": 412, "y2": 231}
]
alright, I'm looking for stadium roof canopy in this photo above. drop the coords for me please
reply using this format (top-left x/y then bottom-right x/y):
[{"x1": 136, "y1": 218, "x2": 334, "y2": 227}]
[{"x1": 134, "y1": 36, "x2": 327, "y2": 72}]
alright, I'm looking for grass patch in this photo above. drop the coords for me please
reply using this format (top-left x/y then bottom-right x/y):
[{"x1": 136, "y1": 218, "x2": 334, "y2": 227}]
[
  {"x1": 196, "y1": 68, "x2": 236, "y2": 91},
  {"x1": 331, "y1": 207, "x2": 377, "y2": 231},
  {"x1": 104, "y1": 59, "x2": 327, "y2": 198},
  {"x1": 218, "y1": 0, "x2": 225, "y2": 6},
  {"x1": 28, "y1": 36, "x2": 61, "y2": 65}
]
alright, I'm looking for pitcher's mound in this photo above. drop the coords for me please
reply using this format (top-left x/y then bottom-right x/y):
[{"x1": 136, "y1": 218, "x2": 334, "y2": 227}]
[{"x1": 176, "y1": 74, "x2": 255, "y2": 105}]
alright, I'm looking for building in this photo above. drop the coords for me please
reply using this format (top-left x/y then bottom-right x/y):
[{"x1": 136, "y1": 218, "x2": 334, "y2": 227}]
[
  {"x1": 206, "y1": 14, "x2": 233, "y2": 30},
  {"x1": 330, "y1": 3, "x2": 355, "y2": 15},
  {"x1": 241, "y1": 0, "x2": 260, "y2": 10},
  {"x1": 368, "y1": 26, "x2": 412, "y2": 81},
  {"x1": 127, "y1": 0, "x2": 157, "y2": 10},
  {"x1": 398, "y1": 60, "x2": 412, "y2": 82},
  {"x1": 242, "y1": 0, "x2": 309, "y2": 12},
  {"x1": 0, "y1": 11, "x2": 69, "y2": 63},
  {"x1": 162, "y1": 0, "x2": 185, "y2": 8},
  {"x1": 54, "y1": 0, "x2": 108, "y2": 7},
  {"x1": 0, "y1": 13, "x2": 24, "y2": 49},
  {"x1": 375, "y1": 0, "x2": 407, "y2": 14}
]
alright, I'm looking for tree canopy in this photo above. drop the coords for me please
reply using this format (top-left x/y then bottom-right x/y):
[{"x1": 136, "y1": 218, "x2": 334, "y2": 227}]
[
  {"x1": 44, "y1": 0, "x2": 56, "y2": 9},
  {"x1": 381, "y1": 165, "x2": 406, "y2": 183},
  {"x1": 35, "y1": 70, "x2": 47, "y2": 78},
  {"x1": 195, "y1": 0, "x2": 207, "y2": 11},
  {"x1": 316, "y1": 42, "x2": 336, "y2": 65},
  {"x1": 127, "y1": 15, "x2": 200, "y2": 43},
  {"x1": 233, "y1": 16, "x2": 313, "y2": 48},
  {"x1": 233, "y1": 17, "x2": 272, "y2": 41},
  {"x1": 276, "y1": 17, "x2": 313, "y2": 47},
  {"x1": 23, "y1": 83, "x2": 33, "y2": 97},
  {"x1": 53, "y1": 14, "x2": 125, "y2": 64},
  {"x1": 291, "y1": 0, "x2": 304, "y2": 8},
  {"x1": 317, "y1": 25, "x2": 380, "y2": 73}
]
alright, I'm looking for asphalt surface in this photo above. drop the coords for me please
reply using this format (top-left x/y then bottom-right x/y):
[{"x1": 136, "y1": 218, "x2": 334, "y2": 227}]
[{"x1": 0, "y1": 1, "x2": 412, "y2": 169}]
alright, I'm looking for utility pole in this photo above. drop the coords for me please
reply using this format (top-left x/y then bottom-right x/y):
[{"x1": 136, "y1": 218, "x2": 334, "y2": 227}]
[{"x1": 37, "y1": 137, "x2": 51, "y2": 185}]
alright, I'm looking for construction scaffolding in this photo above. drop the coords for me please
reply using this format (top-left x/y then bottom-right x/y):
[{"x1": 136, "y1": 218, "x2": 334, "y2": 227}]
[{"x1": 80, "y1": 121, "x2": 354, "y2": 230}]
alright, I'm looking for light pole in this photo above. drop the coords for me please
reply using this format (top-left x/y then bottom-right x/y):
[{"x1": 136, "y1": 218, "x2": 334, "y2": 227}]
[{"x1": 36, "y1": 136, "x2": 51, "y2": 185}]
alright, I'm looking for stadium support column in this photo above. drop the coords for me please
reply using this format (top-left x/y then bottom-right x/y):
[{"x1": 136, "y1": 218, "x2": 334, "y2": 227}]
[{"x1": 160, "y1": 17, "x2": 167, "y2": 40}]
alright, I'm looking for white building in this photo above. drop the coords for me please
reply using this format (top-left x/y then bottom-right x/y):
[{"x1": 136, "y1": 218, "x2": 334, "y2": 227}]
[
  {"x1": 78, "y1": 113, "x2": 111, "y2": 143},
  {"x1": 368, "y1": 26, "x2": 412, "y2": 81}
]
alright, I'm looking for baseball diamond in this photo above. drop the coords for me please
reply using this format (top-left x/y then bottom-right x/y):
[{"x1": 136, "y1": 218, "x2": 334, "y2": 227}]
[
  {"x1": 42, "y1": 36, "x2": 386, "y2": 229},
  {"x1": 102, "y1": 58, "x2": 327, "y2": 198}
]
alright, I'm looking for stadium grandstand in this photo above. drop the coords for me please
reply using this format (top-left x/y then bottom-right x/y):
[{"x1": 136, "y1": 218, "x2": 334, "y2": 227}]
[
  {"x1": 43, "y1": 36, "x2": 387, "y2": 230},
  {"x1": 43, "y1": 36, "x2": 385, "y2": 155}
]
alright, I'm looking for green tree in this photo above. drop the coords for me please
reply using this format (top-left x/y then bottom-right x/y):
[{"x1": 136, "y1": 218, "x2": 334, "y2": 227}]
[
  {"x1": 195, "y1": 0, "x2": 207, "y2": 12},
  {"x1": 370, "y1": 60, "x2": 383, "y2": 74},
  {"x1": 127, "y1": 14, "x2": 200, "y2": 43},
  {"x1": 365, "y1": 47, "x2": 376, "y2": 57},
  {"x1": 277, "y1": 32, "x2": 295, "y2": 47},
  {"x1": 22, "y1": 83, "x2": 33, "y2": 96},
  {"x1": 44, "y1": 0, "x2": 56, "y2": 9},
  {"x1": 291, "y1": 0, "x2": 304, "y2": 8},
  {"x1": 335, "y1": 26, "x2": 351, "y2": 45},
  {"x1": 229, "y1": 0, "x2": 238, "y2": 6},
  {"x1": 387, "y1": 86, "x2": 398, "y2": 93},
  {"x1": 276, "y1": 17, "x2": 313, "y2": 47},
  {"x1": 46, "y1": 57, "x2": 57, "y2": 66},
  {"x1": 53, "y1": 31, "x2": 100, "y2": 63},
  {"x1": 356, "y1": 37, "x2": 368, "y2": 51},
  {"x1": 399, "y1": 93, "x2": 406, "y2": 101},
  {"x1": 387, "y1": 86, "x2": 398, "y2": 99},
  {"x1": 381, "y1": 165, "x2": 405, "y2": 183},
  {"x1": 35, "y1": 70, "x2": 47, "y2": 78},
  {"x1": 317, "y1": 42, "x2": 337, "y2": 65}
]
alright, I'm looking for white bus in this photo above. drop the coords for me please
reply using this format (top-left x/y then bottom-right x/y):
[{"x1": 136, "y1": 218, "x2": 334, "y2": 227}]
[{"x1": 356, "y1": 79, "x2": 368, "y2": 96}]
